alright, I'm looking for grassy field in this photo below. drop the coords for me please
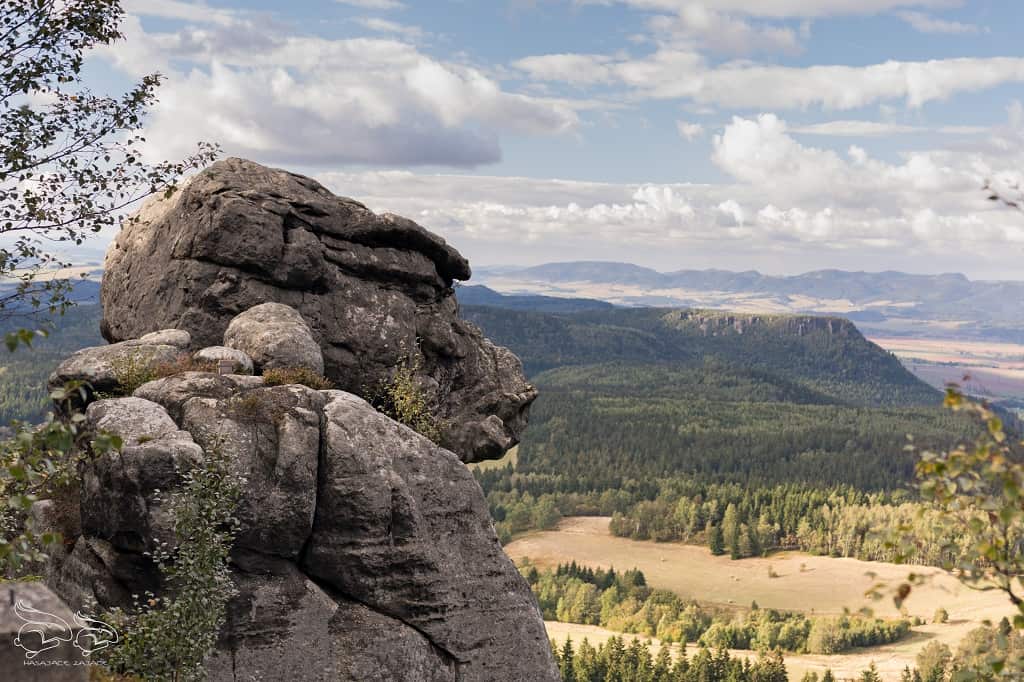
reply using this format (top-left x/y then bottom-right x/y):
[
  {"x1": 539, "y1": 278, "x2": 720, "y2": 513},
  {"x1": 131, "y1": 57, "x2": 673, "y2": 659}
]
[
  {"x1": 509, "y1": 517, "x2": 1015, "y2": 681},
  {"x1": 870, "y1": 335, "x2": 1024, "y2": 402}
]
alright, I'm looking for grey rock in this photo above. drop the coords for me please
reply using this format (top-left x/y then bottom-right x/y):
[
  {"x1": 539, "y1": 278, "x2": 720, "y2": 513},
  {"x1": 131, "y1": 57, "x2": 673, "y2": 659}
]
[
  {"x1": 49, "y1": 537, "x2": 158, "y2": 613},
  {"x1": 302, "y1": 392, "x2": 557, "y2": 682},
  {"x1": 181, "y1": 385, "x2": 324, "y2": 559},
  {"x1": 223, "y1": 303, "x2": 323, "y2": 374},
  {"x1": 85, "y1": 397, "x2": 184, "y2": 446},
  {"x1": 48, "y1": 340, "x2": 185, "y2": 397},
  {"x1": 100, "y1": 157, "x2": 535, "y2": 462},
  {"x1": 28, "y1": 500, "x2": 72, "y2": 578},
  {"x1": 138, "y1": 329, "x2": 191, "y2": 349},
  {"x1": 81, "y1": 398, "x2": 202, "y2": 552},
  {"x1": 206, "y1": 562, "x2": 457, "y2": 682},
  {"x1": 0, "y1": 582, "x2": 88, "y2": 681},
  {"x1": 134, "y1": 371, "x2": 263, "y2": 421},
  {"x1": 193, "y1": 346, "x2": 254, "y2": 375},
  {"x1": 48, "y1": 375, "x2": 555, "y2": 680}
]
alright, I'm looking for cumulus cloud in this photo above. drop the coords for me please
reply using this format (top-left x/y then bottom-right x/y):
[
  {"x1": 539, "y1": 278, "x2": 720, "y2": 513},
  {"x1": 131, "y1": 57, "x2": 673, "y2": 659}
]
[
  {"x1": 100, "y1": 8, "x2": 578, "y2": 167},
  {"x1": 304, "y1": 107, "x2": 1024, "y2": 276},
  {"x1": 711, "y1": 113, "x2": 972, "y2": 204}
]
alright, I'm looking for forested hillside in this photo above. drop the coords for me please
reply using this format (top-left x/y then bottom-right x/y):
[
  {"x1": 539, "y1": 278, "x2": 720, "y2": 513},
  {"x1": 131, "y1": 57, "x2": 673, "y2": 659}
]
[
  {"x1": 463, "y1": 300, "x2": 979, "y2": 555},
  {"x1": 464, "y1": 306, "x2": 939, "y2": 406},
  {"x1": 0, "y1": 305, "x2": 104, "y2": 424}
]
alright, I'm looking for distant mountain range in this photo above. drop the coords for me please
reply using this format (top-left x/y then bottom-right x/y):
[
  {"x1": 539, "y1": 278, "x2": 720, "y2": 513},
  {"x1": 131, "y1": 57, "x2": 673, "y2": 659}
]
[{"x1": 474, "y1": 262, "x2": 1024, "y2": 341}]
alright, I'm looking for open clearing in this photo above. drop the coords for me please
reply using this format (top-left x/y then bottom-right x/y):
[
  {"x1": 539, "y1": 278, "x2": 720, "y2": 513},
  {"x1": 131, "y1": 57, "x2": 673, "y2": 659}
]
[{"x1": 509, "y1": 517, "x2": 1014, "y2": 680}]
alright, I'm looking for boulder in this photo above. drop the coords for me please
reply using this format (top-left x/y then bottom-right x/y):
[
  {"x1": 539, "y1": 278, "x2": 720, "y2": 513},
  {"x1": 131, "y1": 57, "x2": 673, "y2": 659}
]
[
  {"x1": 138, "y1": 329, "x2": 191, "y2": 349},
  {"x1": 100, "y1": 158, "x2": 535, "y2": 463},
  {"x1": 48, "y1": 339, "x2": 185, "y2": 397},
  {"x1": 302, "y1": 392, "x2": 555, "y2": 681},
  {"x1": 181, "y1": 385, "x2": 325, "y2": 559},
  {"x1": 193, "y1": 346, "x2": 254, "y2": 375},
  {"x1": 223, "y1": 303, "x2": 323, "y2": 374},
  {"x1": 80, "y1": 398, "x2": 203, "y2": 552},
  {"x1": 133, "y1": 371, "x2": 263, "y2": 421}
]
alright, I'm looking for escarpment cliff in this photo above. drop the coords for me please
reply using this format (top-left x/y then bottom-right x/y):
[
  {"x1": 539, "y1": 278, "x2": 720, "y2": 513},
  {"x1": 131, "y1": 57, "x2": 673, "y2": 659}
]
[
  {"x1": 38, "y1": 161, "x2": 557, "y2": 682},
  {"x1": 100, "y1": 157, "x2": 536, "y2": 464}
]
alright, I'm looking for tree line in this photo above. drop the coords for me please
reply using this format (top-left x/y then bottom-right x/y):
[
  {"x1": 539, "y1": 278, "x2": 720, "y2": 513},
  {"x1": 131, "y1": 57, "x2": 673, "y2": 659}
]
[{"x1": 523, "y1": 561, "x2": 910, "y2": 655}]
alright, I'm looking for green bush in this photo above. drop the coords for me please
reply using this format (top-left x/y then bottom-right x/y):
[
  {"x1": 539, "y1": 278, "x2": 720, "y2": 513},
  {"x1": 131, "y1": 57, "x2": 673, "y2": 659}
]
[
  {"x1": 102, "y1": 442, "x2": 243, "y2": 681},
  {"x1": 370, "y1": 354, "x2": 444, "y2": 444}
]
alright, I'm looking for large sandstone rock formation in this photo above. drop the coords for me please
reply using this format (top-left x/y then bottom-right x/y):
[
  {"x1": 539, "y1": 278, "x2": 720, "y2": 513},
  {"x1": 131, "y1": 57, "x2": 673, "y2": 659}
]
[
  {"x1": 100, "y1": 158, "x2": 535, "y2": 463},
  {"x1": 44, "y1": 305, "x2": 558, "y2": 681}
]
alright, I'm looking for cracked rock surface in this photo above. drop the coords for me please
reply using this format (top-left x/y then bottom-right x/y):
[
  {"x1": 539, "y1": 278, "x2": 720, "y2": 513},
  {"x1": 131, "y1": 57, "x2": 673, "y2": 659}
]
[
  {"x1": 100, "y1": 157, "x2": 536, "y2": 463},
  {"x1": 48, "y1": 309, "x2": 555, "y2": 678}
]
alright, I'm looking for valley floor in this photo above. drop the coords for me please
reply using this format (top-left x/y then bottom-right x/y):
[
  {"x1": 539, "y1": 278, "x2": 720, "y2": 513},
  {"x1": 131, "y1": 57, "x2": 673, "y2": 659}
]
[{"x1": 507, "y1": 517, "x2": 1014, "y2": 681}]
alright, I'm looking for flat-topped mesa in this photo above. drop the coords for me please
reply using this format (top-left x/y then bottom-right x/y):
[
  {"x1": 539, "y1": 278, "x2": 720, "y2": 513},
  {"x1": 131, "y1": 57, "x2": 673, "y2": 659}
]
[{"x1": 100, "y1": 158, "x2": 535, "y2": 463}]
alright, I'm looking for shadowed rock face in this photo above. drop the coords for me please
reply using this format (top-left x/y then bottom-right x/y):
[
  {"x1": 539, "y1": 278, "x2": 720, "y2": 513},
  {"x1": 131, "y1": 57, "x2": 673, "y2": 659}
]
[{"x1": 100, "y1": 157, "x2": 535, "y2": 463}]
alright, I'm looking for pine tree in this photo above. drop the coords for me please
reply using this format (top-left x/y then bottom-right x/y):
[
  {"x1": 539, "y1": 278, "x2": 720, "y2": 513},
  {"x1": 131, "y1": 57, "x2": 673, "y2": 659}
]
[
  {"x1": 653, "y1": 646, "x2": 672, "y2": 681},
  {"x1": 560, "y1": 637, "x2": 575, "y2": 682},
  {"x1": 707, "y1": 522, "x2": 725, "y2": 556},
  {"x1": 860, "y1": 662, "x2": 882, "y2": 682},
  {"x1": 723, "y1": 503, "x2": 741, "y2": 559}
]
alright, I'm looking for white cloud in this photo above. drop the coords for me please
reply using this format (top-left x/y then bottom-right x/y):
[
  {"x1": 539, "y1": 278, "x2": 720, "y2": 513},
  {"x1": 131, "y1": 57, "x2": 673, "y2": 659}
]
[
  {"x1": 711, "y1": 113, "x2": 971, "y2": 204},
  {"x1": 647, "y1": 4, "x2": 801, "y2": 55},
  {"x1": 336, "y1": 0, "x2": 406, "y2": 10},
  {"x1": 792, "y1": 120, "x2": 987, "y2": 136},
  {"x1": 308, "y1": 107, "x2": 1024, "y2": 276},
  {"x1": 101, "y1": 10, "x2": 578, "y2": 167},
  {"x1": 519, "y1": 49, "x2": 1024, "y2": 110},
  {"x1": 676, "y1": 120, "x2": 704, "y2": 139},
  {"x1": 897, "y1": 10, "x2": 981, "y2": 33},
  {"x1": 512, "y1": 54, "x2": 616, "y2": 86}
]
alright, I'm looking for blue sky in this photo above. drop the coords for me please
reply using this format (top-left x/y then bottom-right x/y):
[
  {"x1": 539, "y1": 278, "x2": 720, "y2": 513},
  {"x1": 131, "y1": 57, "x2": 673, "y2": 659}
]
[{"x1": 84, "y1": 0, "x2": 1024, "y2": 277}]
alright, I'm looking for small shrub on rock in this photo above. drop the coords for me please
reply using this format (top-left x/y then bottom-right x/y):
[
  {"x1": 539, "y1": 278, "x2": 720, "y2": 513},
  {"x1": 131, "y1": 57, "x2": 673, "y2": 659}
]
[
  {"x1": 110, "y1": 352, "x2": 218, "y2": 396},
  {"x1": 262, "y1": 366, "x2": 333, "y2": 390},
  {"x1": 110, "y1": 352, "x2": 161, "y2": 396},
  {"x1": 368, "y1": 352, "x2": 445, "y2": 444}
]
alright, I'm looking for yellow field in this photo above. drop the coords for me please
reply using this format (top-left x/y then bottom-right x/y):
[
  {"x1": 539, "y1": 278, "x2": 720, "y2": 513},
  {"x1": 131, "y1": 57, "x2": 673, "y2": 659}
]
[
  {"x1": 869, "y1": 335, "x2": 1024, "y2": 401},
  {"x1": 509, "y1": 517, "x2": 1015, "y2": 681}
]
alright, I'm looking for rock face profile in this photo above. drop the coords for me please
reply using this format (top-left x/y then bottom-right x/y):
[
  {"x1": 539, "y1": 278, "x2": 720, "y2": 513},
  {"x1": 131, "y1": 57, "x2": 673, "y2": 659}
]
[
  {"x1": 100, "y1": 158, "x2": 535, "y2": 463},
  {"x1": 44, "y1": 303, "x2": 558, "y2": 680}
]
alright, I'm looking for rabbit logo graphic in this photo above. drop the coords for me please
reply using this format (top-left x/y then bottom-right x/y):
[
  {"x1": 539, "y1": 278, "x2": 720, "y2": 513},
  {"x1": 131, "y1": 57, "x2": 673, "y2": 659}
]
[{"x1": 13, "y1": 600, "x2": 119, "y2": 660}]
